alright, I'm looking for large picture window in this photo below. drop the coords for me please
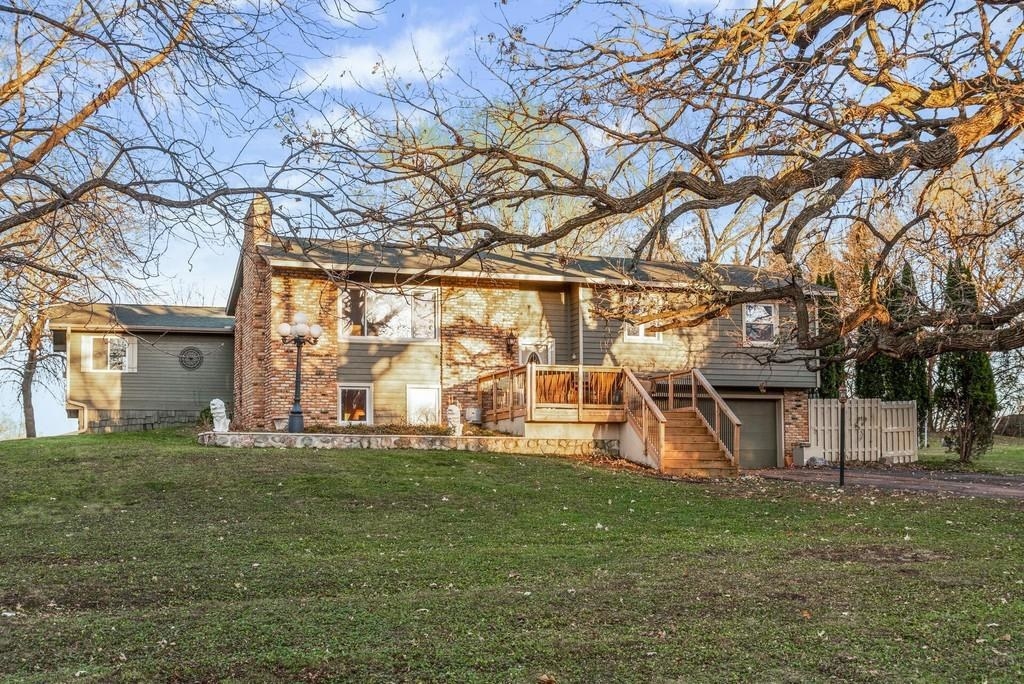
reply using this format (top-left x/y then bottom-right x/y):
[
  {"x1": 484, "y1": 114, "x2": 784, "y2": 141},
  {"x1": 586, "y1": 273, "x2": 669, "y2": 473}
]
[
  {"x1": 340, "y1": 288, "x2": 437, "y2": 340},
  {"x1": 83, "y1": 336, "x2": 138, "y2": 372},
  {"x1": 743, "y1": 303, "x2": 778, "y2": 346}
]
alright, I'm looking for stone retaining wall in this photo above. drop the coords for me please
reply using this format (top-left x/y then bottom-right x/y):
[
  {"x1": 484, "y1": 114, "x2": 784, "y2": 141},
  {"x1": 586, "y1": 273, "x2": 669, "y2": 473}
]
[{"x1": 198, "y1": 431, "x2": 619, "y2": 458}]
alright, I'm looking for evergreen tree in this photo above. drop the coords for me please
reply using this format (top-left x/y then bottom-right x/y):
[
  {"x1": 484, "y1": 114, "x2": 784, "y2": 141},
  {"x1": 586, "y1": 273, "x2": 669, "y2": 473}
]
[
  {"x1": 817, "y1": 272, "x2": 845, "y2": 398},
  {"x1": 883, "y1": 263, "x2": 930, "y2": 439},
  {"x1": 854, "y1": 262, "x2": 889, "y2": 398},
  {"x1": 934, "y1": 259, "x2": 998, "y2": 462}
]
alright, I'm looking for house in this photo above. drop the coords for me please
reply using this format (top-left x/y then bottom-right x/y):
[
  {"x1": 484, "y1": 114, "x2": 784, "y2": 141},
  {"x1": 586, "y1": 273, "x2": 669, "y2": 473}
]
[
  {"x1": 225, "y1": 198, "x2": 816, "y2": 473},
  {"x1": 54, "y1": 196, "x2": 818, "y2": 474},
  {"x1": 51, "y1": 303, "x2": 234, "y2": 432}
]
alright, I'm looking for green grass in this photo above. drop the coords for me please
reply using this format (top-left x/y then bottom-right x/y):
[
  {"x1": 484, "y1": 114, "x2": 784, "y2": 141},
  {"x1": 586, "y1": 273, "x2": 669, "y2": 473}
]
[
  {"x1": 918, "y1": 435, "x2": 1024, "y2": 474},
  {"x1": 1, "y1": 430, "x2": 1021, "y2": 682}
]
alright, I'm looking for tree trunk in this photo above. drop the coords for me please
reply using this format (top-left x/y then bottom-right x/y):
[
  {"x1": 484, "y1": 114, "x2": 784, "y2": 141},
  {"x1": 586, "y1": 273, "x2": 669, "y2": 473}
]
[
  {"x1": 21, "y1": 342, "x2": 37, "y2": 438},
  {"x1": 20, "y1": 315, "x2": 46, "y2": 439}
]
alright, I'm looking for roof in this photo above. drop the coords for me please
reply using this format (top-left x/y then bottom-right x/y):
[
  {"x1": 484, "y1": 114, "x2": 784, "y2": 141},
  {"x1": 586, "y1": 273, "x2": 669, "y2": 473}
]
[
  {"x1": 227, "y1": 238, "x2": 811, "y2": 313},
  {"x1": 50, "y1": 303, "x2": 235, "y2": 334}
]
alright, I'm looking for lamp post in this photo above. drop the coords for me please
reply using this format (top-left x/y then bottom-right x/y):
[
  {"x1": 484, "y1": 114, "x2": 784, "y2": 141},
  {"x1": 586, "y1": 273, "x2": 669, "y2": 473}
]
[
  {"x1": 277, "y1": 312, "x2": 323, "y2": 433},
  {"x1": 838, "y1": 384, "x2": 848, "y2": 487}
]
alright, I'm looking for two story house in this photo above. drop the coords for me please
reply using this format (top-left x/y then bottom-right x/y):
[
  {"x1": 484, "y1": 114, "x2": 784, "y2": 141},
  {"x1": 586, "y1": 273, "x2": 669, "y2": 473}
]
[{"x1": 227, "y1": 198, "x2": 816, "y2": 472}]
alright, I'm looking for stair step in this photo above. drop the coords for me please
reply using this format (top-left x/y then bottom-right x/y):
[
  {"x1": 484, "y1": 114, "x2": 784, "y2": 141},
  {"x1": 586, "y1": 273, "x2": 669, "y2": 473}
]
[
  {"x1": 661, "y1": 465, "x2": 738, "y2": 478},
  {"x1": 664, "y1": 426, "x2": 712, "y2": 435},
  {"x1": 662, "y1": 442, "x2": 721, "y2": 453}
]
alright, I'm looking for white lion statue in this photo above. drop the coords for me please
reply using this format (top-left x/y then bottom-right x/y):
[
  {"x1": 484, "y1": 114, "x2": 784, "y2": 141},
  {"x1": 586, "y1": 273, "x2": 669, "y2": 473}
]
[{"x1": 210, "y1": 398, "x2": 230, "y2": 433}]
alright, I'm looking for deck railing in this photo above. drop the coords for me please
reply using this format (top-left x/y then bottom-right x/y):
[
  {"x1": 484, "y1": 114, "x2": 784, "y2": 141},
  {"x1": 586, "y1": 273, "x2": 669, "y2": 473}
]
[
  {"x1": 478, "y1": 363, "x2": 665, "y2": 463},
  {"x1": 622, "y1": 368, "x2": 667, "y2": 463},
  {"x1": 650, "y1": 368, "x2": 741, "y2": 466},
  {"x1": 477, "y1": 365, "x2": 528, "y2": 422}
]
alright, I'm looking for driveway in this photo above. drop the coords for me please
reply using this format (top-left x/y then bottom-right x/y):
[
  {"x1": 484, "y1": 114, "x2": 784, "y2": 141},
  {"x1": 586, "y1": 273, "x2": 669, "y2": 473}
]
[{"x1": 752, "y1": 467, "x2": 1024, "y2": 500}]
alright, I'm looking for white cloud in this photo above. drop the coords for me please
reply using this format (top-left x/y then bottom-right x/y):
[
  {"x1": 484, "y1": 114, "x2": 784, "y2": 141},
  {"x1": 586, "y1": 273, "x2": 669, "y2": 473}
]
[{"x1": 301, "y1": 20, "x2": 473, "y2": 91}]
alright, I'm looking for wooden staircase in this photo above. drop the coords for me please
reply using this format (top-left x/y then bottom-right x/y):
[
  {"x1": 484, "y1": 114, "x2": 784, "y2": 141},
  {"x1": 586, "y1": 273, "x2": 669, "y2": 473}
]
[{"x1": 660, "y1": 408, "x2": 739, "y2": 478}]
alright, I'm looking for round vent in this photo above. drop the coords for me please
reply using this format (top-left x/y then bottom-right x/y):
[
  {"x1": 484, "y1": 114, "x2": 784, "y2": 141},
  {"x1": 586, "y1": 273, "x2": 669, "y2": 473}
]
[{"x1": 178, "y1": 346, "x2": 204, "y2": 370}]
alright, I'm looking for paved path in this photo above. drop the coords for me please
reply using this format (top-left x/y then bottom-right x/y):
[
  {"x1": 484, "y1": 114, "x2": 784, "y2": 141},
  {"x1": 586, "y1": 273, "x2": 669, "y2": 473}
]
[{"x1": 752, "y1": 467, "x2": 1024, "y2": 500}]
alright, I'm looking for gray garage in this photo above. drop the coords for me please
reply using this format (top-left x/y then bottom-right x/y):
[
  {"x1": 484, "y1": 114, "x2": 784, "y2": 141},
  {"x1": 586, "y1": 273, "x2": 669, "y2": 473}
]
[{"x1": 724, "y1": 397, "x2": 781, "y2": 469}]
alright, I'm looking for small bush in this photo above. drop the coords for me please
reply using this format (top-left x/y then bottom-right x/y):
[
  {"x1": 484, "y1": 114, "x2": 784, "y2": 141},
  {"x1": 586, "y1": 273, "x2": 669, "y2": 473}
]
[{"x1": 303, "y1": 423, "x2": 505, "y2": 437}]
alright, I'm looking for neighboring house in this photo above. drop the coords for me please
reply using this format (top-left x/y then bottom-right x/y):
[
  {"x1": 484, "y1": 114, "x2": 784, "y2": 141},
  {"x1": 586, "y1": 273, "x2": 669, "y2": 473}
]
[
  {"x1": 227, "y1": 198, "x2": 817, "y2": 472},
  {"x1": 51, "y1": 304, "x2": 234, "y2": 432}
]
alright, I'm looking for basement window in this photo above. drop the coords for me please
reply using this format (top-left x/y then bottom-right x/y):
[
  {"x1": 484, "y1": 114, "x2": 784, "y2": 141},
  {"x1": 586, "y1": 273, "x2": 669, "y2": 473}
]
[{"x1": 339, "y1": 385, "x2": 373, "y2": 424}]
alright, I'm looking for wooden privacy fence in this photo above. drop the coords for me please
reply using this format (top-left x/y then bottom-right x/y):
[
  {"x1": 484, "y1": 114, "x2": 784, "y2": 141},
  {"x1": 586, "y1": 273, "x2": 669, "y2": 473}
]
[{"x1": 809, "y1": 399, "x2": 918, "y2": 464}]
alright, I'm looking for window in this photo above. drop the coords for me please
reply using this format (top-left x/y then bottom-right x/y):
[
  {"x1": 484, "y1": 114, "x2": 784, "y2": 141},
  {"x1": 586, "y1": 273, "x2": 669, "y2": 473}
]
[
  {"x1": 339, "y1": 385, "x2": 372, "y2": 424},
  {"x1": 406, "y1": 385, "x2": 440, "y2": 425},
  {"x1": 340, "y1": 288, "x2": 437, "y2": 340},
  {"x1": 518, "y1": 338, "x2": 556, "y2": 364},
  {"x1": 83, "y1": 336, "x2": 137, "y2": 372},
  {"x1": 624, "y1": 323, "x2": 661, "y2": 343},
  {"x1": 743, "y1": 303, "x2": 778, "y2": 346}
]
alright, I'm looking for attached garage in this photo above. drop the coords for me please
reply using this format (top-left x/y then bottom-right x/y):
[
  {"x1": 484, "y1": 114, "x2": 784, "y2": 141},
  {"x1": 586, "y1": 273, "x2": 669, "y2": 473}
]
[{"x1": 724, "y1": 397, "x2": 782, "y2": 469}]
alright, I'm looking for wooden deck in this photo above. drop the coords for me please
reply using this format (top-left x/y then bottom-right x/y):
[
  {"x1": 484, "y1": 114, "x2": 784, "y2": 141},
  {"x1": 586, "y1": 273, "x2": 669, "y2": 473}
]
[{"x1": 477, "y1": 364, "x2": 742, "y2": 478}]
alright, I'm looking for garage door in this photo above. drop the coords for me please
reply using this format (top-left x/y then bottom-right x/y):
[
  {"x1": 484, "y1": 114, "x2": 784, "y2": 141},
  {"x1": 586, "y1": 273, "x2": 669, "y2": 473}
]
[{"x1": 725, "y1": 399, "x2": 780, "y2": 469}]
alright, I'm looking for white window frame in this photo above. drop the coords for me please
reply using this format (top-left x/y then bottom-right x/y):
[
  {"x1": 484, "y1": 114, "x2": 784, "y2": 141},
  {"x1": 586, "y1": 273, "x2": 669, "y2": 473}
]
[
  {"x1": 623, "y1": 322, "x2": 662, "y2": 343},
  {"x1": 338, "y1": 383, "x2": 373, "y2": 425},
  {"x1": 406, "y1": 385, "x2": 441, "y2": 425},
  {"x1": 82, "y1": 335, "x2": 138, "y2": 373},
  {"x1": 743, "y1": 302, "x2": 780, "y2": 347},
  {"x1": 518, "y1": 337, "x2": 556, "y2": 364},
  {"x1": 338, "y1": 286, "x2": 439, "y2": 342}
]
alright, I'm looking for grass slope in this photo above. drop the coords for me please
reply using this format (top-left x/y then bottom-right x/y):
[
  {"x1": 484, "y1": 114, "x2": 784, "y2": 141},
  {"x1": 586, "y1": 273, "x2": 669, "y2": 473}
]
[
  {"x1": 0, "y1": 430, "x2": 1021, "y2": 682},
  {"x1": 918, "y1": 435, "x2": 1024, "y2": 475}
]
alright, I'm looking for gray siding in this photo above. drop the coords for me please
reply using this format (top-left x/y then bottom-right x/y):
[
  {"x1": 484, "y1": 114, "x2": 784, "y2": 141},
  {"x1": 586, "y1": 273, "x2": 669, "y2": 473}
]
[
  {"x1": 580, "y1": 287, "x2": 817, "y2": 389},
  {"x1": 67, "y1": 331, "x2": 234, "y2": 411},
  {"x1": 538, "y1": 287, "x2": 572, "y2": 364},
  {"x1": 337, "y1": 341, "x2": 441, "y2": 423}
]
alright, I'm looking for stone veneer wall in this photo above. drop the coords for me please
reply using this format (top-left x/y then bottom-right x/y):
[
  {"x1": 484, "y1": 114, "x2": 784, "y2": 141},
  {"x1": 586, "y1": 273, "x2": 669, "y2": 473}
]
[
  {"x1": 199, "y1": 431, "x2": 618, "y2": 458},
  {"x1": 783, "y1": 388, "x2": 810, "y2": 467}
]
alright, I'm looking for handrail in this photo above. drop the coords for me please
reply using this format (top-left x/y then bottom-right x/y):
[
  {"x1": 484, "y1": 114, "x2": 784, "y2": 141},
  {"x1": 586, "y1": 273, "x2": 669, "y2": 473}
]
[
  {"x1": 622, "y1": 367, "x2": 667, "y2": 465},
  {"x1": 690, "y1": 368, "x2": 742, "y2": 467},
  {"x1": 476, "y1": 364, "x2": 528, "y2": 383},
  {"x1": 623, "y1": 368, "x2": 667, "y2": 424},
  {"x1": 692, "y1": 369, "x2": 741, "y2": 426}
]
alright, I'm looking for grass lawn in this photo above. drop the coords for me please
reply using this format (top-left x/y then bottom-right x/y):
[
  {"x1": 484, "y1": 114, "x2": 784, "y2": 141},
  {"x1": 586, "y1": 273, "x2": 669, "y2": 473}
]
[
  {"x1": 1, "y1": 431, "x2": 1021, "y2": 683},
  {"x1": 918, "y1": 435, "x2": 1024, "y2": 475}
]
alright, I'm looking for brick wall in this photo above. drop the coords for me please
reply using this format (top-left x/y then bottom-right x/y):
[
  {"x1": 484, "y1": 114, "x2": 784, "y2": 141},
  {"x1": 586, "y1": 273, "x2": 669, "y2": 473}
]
[
  {"x1": 783, "y1": 388, "x2": 810, "y2": 467},
  {"x1": 232, "y1": 198, "x2": 272, "y2": 430},
  {"x1": 440, "y1": 279, "x2": 532, "y2": 410},
  {"x1": 263, "y1": 269, "x2": 340, "y2": 428}
]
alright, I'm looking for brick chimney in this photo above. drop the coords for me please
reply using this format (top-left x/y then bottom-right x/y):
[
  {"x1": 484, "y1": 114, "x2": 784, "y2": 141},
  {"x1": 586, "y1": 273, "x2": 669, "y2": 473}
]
[{"x1": 244, "y1": 194, "x2": 273, "y2": 247}]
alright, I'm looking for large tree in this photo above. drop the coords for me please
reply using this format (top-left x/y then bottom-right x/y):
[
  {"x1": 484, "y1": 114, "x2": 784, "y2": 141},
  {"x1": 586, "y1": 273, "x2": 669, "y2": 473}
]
[
  {"x1": 934, "y1": 260, "x2": 998, "y2": 462},
  {"x1": 296, "y1": 0, "x2": 1024, "y2": 362},
  {"x1": 0, "y1": 0, "x2": 375, "y2": 348},
  {"x1": 816, "y1": 273, "x2": 845, "y2": 399},
  {"x1": 884, "y1": 263, "x2": 930, "y2": 438}
]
